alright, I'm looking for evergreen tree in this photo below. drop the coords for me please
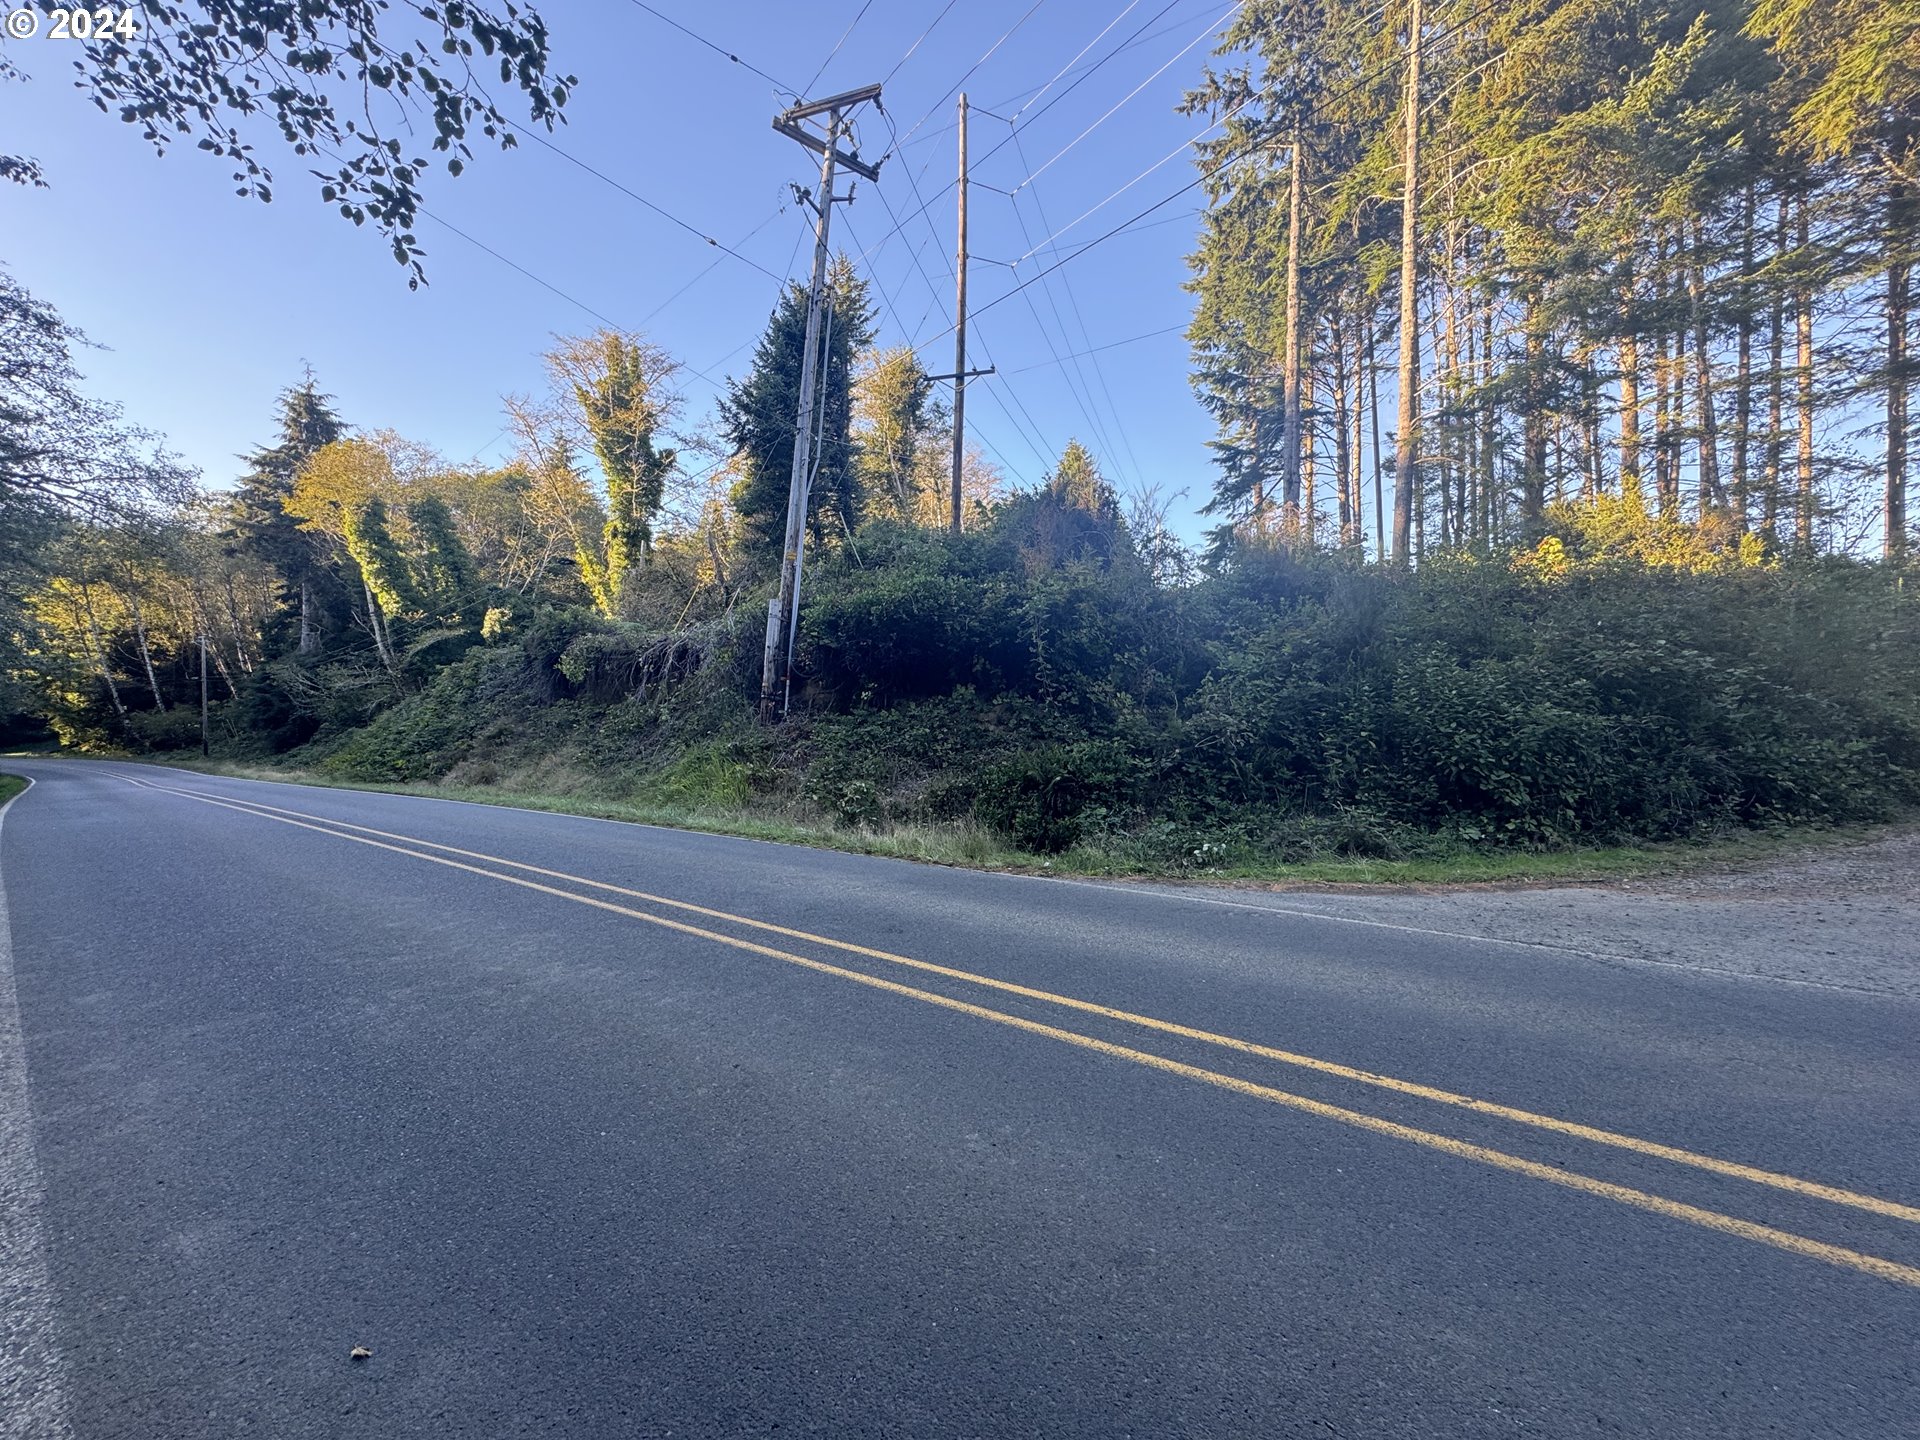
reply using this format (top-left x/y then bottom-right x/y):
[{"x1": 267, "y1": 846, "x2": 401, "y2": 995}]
[
  {"x1": 228, "y1": 377, "x2": 349, "y2": 654},
  {"x1": 722, "y1": 256, "x2": 875, "y2": 569}
]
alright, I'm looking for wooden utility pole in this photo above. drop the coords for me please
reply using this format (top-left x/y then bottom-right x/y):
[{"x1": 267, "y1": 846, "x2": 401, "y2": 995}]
[
  {"x1": 952, "y1": 94, "x2": 969, "y2": 534},
  {"x1": 761, "y1": 84, "x2": 884, "y2": 719},
  {"x1": 927, "y1": 93, "x2": 994, "y2": 534},
  {"x1": 1392, "y1": 0, "x2": 1423, "y2": 564}
]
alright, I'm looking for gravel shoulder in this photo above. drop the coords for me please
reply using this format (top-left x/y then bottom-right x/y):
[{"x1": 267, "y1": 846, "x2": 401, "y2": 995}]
[{"x1": 1135, "y1": 830, "x2": 1920, "y2": 998}]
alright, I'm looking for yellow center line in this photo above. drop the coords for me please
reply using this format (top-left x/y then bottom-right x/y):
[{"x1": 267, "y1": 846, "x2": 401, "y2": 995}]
[
  {"x1": 125, "y1": 776, "x2": 1920, "y2": 1290},
  {"x1": 128, "y1": 775, "x2": 1920, "y2": 1230}
]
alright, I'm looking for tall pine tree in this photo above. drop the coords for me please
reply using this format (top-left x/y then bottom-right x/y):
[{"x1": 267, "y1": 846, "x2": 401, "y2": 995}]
[
  {"x1": 721, "y1": 256, "x2": 875, "y2": 570},
  {"x1": 228, "y1": 377, "x2": 349, "y2": 654}
]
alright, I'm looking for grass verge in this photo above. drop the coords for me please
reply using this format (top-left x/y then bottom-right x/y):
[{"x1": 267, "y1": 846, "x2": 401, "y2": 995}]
[
  {"x1": 134, "y1": 754, "x2": 1916, "y2": 890},
  {"x1": 0, "y1": 775, "x2": 25, "y2": 807}
]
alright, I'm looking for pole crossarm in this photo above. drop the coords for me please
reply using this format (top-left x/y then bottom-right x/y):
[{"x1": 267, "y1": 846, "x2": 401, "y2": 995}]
[
  {"x1": 783, "y1": 82, "x2": 883, "y2": 120},
  {"x1": 770, "y1": 117, "x2": 885, "y2": 182},
  {"x1": 927, "y1": 366, "x2": 996, "y2": 382}
]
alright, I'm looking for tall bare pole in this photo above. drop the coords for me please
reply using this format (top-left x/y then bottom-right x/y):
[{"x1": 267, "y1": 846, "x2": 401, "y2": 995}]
[
  {"x1": 760, "y1": 84, "x2": 884, "y2": 719},
  {"x1": 951, "y1": 93, "x2": 970, "y2": 534},
  {"x1": 1392, "y1": 0, "x2": 1423, "y2": 565}
]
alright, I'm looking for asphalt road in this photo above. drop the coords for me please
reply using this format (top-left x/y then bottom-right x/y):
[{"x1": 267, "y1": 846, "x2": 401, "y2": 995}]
[{"x1": 2, "y1": 757, "x2": 1916, "y2": 1438}]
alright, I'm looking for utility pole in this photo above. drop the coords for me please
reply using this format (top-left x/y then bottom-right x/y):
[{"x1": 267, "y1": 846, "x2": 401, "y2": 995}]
[
  {"x1": 927, "y1": 93, "x2": 993, "y2": 535},
  {"x1": 761, "y1": 83, "x2": 885, "y2": 720},
  {"x1": 951, "y1": 94, "x2": 969, "y2": 534},
  {"x1": 198, "y1": 624, "x2": 210, "y2": 758}
]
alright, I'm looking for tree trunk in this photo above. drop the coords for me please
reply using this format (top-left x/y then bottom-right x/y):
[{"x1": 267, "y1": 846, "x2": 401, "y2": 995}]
[
  {"x1": 78, "y1": 582, "x2": 128, "y2": 720},
  {"x1": 1796, "y1": 199, "x2": 1816, "y2": 553},
  {"x1": 122, "y1": 569, "x2": 166, "y2": 711},
  {"x1": 1653, "y1": 236, "x2": 1677, "y2": 515},
  {"x1": 1762, "y1": 196, "x2": 1787, "y2": 548},
  {"x1": 1479, "y1": 300, "x2": 1496, "y2": 546},
  {"x1": 362, "y1": 576, "x2": 397, "y2": 675},
  {"x1": 224, "y1": 576, "x2": 253, "y2": 672},
  {"x1": 1887, "y1": 171, "x2": 1911, "y2": 564},
  {"x1": 1330, "y1": 313, "x2": 1354, "y2": 547},
  {"x1": 1392, "y1": 0, "x2": 1424, "y2": 564},
  {"x1": 1732, "y1": 187, "x2": 1755, "y2": 532},
  {"x1": 1689, "y1": 229, "x2": 1726, "y2": 517},
  {"x1": 1282, "y1": 127, "x2": 1306, "y2": 538},
  {"x1": 1303, "y1": 363, "x2": 1319, "y2": 544},
  {"x1": 1520, "y1": 299, "x2": 1548, "y2": 533},
  {"x1": 1620, "y1": 311, "x2": 1643, "y2": 493},
  {"x1": 1368, "y1": 308, "x2": 1386, "y2": 561},
  {"x1": 298, "y1": 575, "x2": 315, "y2": 654}
]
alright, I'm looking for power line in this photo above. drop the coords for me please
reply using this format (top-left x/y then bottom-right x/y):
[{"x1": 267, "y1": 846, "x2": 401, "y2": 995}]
[
  {"x1": 866, "y1": 130, "x2": 1057, "y2": 466},
  {"x1": 1009, "y1": 0, "x2": 1245, "y2": 198},
  {"x1": 888, "y1": 0, "x2": 1054, "y2": 152},
  {"x1": 1003, "y1": 323, "x2": 1187, "y2": 374},
  {"x1": 638, "y1": 204, "x2": 790, "y2": 328},
  {"x1": 848, "y1": 0, "x2": 1215, "y2": 276},
  {"x1": 805, "y1": 0, "x2": 879, "y2": 97},
  {"x1": 1008, "y1": 129, "x2": 1148, "y2": 487},
  {"x1": 931, "y1": 0, "x2": 1505, "y2": 347},
  {"x1": 509, "y1": 126, "x2": 785, "y2": 282},
  {"x1": 623, "y1": 0, "x2": 795, "y2": 93},
  {"x1": 893, "y1": 1, "x2": 1225, "y2": 154},
  {"x1": 416, "y1": 209, "x2": 729, "y2": 387},
  {"x1": 882, "y1": 0, "x2": 963, "y2": 86}
]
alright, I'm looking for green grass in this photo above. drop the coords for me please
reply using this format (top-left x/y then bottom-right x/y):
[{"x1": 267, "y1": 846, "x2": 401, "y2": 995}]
[
  {"x1": 0, "y1": 774, "x2": 25, "y2": 808},
  {"x1": 137, "y1": 753, "x2": 1914, "y2": 890}
]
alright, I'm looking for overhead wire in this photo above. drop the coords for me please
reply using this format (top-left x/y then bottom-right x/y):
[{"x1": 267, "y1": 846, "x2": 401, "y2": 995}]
[
  {"x1": 1003, "y1": 323, "x2": 1188, "y2": 374},
  {"x1": 804, "y1": 0, "x2": 879, "y2": 97},
  {"x1": 867, "y1": 143, "x2": 1057, "y2": 469},
  {"x1": 507, "y1": 126, "x2": 786, "y2": 282},
  {"x1": 1006, "y1": 128, "x2": 1149, "y2": 487},
  {"x1": 1008, "y1": 0, "x2": 1245, "y2": 197},
  {"x1": 623, "y1": 0, "x2": 796, "y2": 93},
  {"x1": 882, "y1": 0, "x2": 964, "y2": 86},
  {"x1": 415, "y1": 210, "x2": 731, "y2": 389},
  {"x1": 886, "y1": 0, "x2": 1054, "y2": 152},
  {"x1": 921, "y1": 0, "x2": 1506, "y2": 348},
  {"x1": 848, "y1": 0, "x2": 1211, "y2": 275}
]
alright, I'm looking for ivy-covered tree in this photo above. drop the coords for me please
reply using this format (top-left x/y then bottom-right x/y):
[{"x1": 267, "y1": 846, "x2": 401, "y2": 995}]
[{"x1": 406, "y1": 494, "x2": 481, "y2": 623}]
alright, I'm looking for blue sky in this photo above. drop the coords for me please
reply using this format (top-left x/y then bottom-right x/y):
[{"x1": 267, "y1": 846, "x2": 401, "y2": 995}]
[{"x1": 2, "y1": 0, "x2": 1236, "y2": 532}]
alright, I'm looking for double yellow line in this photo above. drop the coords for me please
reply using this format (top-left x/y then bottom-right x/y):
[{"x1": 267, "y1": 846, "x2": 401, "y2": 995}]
[{"x1": 119, "y1": 772, "x2": 1920, "y2": 1289}]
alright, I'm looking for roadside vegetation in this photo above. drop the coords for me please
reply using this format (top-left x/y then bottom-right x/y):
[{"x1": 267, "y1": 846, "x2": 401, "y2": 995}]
[{"x1": 3, "y1": 1, "x2": 1917, "y2": 883}]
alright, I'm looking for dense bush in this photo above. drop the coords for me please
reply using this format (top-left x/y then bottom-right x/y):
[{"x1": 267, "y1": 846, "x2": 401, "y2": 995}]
[
  {"x1": 205, "y1": 479, "x2": 1920, "y2": 860},
  {"x1": 794, "y1": 520, "x2": 1920, "y2": 850}
]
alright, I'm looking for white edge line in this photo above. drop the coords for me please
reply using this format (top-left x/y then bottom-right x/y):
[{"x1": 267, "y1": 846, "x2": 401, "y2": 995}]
[{"x1": 0, "y1": 772, "x2": 75, "y2": 1438}]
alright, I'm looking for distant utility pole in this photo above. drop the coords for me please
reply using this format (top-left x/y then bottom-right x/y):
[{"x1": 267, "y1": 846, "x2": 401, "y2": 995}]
[
  {"x1": 761, "y1": 83, "x2": 885, "y2": 720},
  {"x1": 927, "y1": 92, "x2": 994, "y2": 535}
]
